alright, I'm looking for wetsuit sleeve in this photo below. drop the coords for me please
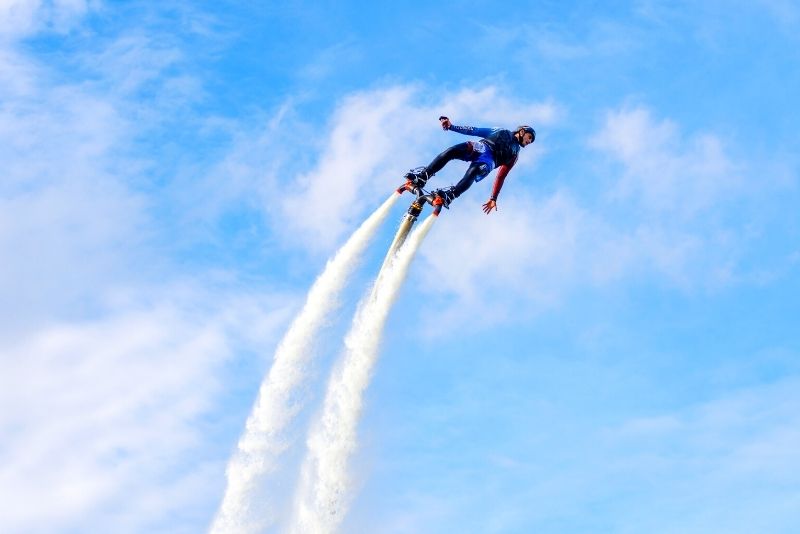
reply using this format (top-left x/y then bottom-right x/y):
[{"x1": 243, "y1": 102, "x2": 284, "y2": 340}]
[
  {"x1": 490, "y1": 158, "x2": 516, "y2": 201},
  {"x1": 447, "y1": 125, "x2": 499, "y2": 138}
]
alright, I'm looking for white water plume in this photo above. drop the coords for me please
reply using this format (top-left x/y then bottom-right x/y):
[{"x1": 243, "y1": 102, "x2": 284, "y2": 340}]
[
  {"x1": 293, "y1": 214, "x2": 436, "y2": 534},
  {"x1": 212, "y1": 193, "x2": 399, "y2": 534}
]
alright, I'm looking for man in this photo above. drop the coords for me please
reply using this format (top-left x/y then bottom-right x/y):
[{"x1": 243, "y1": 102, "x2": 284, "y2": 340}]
[{"x1": 399, "y1": 116, "x2": 536, "y2": 214}]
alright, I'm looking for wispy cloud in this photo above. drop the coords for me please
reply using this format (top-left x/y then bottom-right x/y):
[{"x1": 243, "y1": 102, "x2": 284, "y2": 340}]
[
  {"x1": 0, "y1": 0, "x2": 91, "y2": 38},
  {"x1": 455, "y1": 373, "x2": 800, "y2": 534},
  {"x1": 590, "y1": 106, "x2": 741, "y2": 217},
  {"x1": 586, "y1": 105, "x2": 753, "y2": 289},
  {"x1": 595, "y1": 376, "x2": 800, "y2": 533},
  {"x1": 400, "y1": 103, "x2": 763, "y2": 332},
  {"x1": 0, "y1": 48, "x2": 147, "y2": 333},
  {"x1": 0, "y1": 293, "x2": 289, "y2": 532},
  {"x1": 0, "y1": 8, "x2": 294, "y2": 532},
  {"x1": 297, "y1": 39, "x2": 364, "y2": 83}
]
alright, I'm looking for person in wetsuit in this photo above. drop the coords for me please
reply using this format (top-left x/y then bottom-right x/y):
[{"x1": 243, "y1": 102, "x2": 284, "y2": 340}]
[{"x1": 402, "y1": 116, "x2": 536, "y2": 214}]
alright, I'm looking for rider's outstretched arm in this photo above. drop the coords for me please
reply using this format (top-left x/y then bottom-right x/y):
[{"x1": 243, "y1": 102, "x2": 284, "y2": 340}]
[
  {"x1": 490, "y1": 162, "x2": 514, "y2": 201},
  {"x1": 482, "y1": 165, "x2": 510, "y2": 215},
  {"x1": 447, "y1": 124, "x2": 499, "y2": 138},
  {"x1": 439, "y1": 117, "x2": 498, "y2": 138}
]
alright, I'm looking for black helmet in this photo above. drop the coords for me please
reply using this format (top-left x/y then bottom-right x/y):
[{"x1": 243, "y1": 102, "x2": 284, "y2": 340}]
[{"x1": 517, "y1": 125, "x2": 536, "y2": 143}]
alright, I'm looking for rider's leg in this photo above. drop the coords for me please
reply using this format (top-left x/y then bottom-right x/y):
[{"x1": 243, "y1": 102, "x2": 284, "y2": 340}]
[
  {"x1": 425, "y1": 142, "x2": 474, "y2": 175},
  {"x1": 450, "y1": 161, "x2": 492, "y2": 198}
]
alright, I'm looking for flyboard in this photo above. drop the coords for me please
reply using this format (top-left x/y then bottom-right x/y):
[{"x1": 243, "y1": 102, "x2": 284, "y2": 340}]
[{"x1": 379, "y1": 177, "x2": 443, "y2": 272}]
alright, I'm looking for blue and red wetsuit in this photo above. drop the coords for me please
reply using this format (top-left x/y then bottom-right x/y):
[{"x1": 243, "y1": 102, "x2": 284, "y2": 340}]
[{"x1": 426, "y1": 124, "x2": 522, "y2": 201}]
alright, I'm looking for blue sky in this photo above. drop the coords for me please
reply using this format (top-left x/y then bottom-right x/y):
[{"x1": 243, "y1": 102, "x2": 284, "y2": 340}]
[{"x1": 2, "y1": 1, "x2": 799, "y2": 532}]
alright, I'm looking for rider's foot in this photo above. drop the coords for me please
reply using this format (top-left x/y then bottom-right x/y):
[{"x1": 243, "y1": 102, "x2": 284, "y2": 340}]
[
  {"x1": 404, "y1": 167, "x2": 429, "y2": 189},
  {"x1": 430, "y1": 187, "x2": 455, "y2": 215}
]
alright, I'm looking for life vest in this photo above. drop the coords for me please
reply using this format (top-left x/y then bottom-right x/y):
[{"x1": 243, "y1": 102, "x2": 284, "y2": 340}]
[{"x1": 482, "y1": 129, "x2": 520, "y2": 167}]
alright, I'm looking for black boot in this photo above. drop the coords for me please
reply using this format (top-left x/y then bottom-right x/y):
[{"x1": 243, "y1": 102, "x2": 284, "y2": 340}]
[
  {"x1": 432, "y1": 187, "x2": 456, "y2": 208},
  {"x1": 428, "y1": 187, "x2": 456, "y2": 216},
  {"x1": 403, "y1": 167, "x2": 430, "y2": 190}
]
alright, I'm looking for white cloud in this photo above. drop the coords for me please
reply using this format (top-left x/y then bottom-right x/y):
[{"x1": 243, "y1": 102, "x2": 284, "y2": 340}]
[
  {"x1": 88, "y1": 33, "x2": 201, "y2": 106},
  {"x1": 394, "y1": 103, "x2": 760, "y2": 332},
  {"x1": 0, "y1": 15, "x2": 295, "y2": 532},
  {"x1": 415, "y1": 190, "x2": 585, "y2": 329},
  {"x1": 597, "y1": 376, "x2": 800, "y2": 532},
  {"x1": 0, "y1": 0, "x2": 91, "y2": 38},
  {"x1": 0, "y1": 47, "x2": 148, "y2": 335},
  {"x1": 0, "y1": 11, "x2": 212, "y2": 332},
  {"x1": 0, "y1": 15, "x2": 171, "y2": 316},
  {"x1": 278, "y1": 86, "x2": 434, "y2": 250},
  {"x1": 590, "y1": 106, "x2": 741, "y2": 218},
  {"x1": 0, "y1": 292, "x2": 289, "y2": 532},
  {"x1": 586, "y1": 106, "x2": 756, "y2": 289},
  {"x1": 462, "y1": 372, "x2": 800, "y2": 533},
  {"x1": 0, "y1": 0, "x2": 43, "y2": 36}
]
